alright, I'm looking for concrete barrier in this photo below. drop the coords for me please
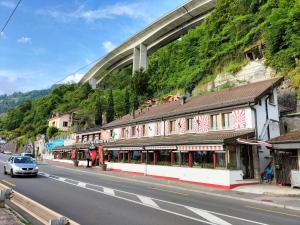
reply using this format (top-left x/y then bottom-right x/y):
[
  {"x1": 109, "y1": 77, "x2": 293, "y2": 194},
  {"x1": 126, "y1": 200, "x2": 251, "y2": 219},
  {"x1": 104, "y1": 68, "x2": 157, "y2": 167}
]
[{"x1": 0, "y1": 183, "x2": 79, "y2": 225}]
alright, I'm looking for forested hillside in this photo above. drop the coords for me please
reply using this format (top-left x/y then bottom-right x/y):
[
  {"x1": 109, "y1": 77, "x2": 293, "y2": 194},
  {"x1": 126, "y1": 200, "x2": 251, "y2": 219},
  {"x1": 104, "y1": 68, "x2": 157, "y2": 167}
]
[
  {"x1": 0, "y1": 0, "x2": 299, "y2": 142},
  {"x1": 0, "y1": 88, "x2": 52, "y2": 114}
]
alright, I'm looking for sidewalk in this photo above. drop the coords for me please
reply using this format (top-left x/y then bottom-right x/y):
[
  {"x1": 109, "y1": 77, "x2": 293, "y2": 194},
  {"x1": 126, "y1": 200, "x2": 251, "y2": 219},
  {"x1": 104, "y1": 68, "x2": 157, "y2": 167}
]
[
  {"x1": 0, "y1": 207, "x2": 22, "y2": 225},
  {"x1": 48, "y1": 160, "x2": 300, "y2": 211}
]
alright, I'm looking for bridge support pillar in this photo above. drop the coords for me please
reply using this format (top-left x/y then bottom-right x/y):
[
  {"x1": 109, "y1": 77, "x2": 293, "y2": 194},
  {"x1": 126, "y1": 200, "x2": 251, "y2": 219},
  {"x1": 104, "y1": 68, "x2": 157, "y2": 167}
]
[
  {"x1": 132, "y1": 43, "x2": 147, "y2": 75},
  {"x1": 89, "y1": 77, "x2": 97, "y2": 89}
]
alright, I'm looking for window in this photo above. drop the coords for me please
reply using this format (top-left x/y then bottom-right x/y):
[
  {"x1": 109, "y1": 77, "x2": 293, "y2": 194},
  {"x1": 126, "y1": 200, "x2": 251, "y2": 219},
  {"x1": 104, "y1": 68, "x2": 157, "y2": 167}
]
[
  {"x1": 110, "y1": 130, "x2": 113, "y2": 138},
  {"x1": 121, "y1": 128, "x2": 126, "y2": 138},
  {"x1": 142, "y1": 125, "x2": 146, "y2": 136},
  {"x1": 269, "y1": 93, "x2": 275, "y2": 105},
  {"x1": 210, "y1": 114, "x2": 221, "y2": 130},
  {"x1": 131, "y1": 126, "x2": 136, "y2": 137},
  {"x1": 222, "y1": 112, "x2": 233, "y2": 129},
  {"x1": 52, "y1": 122, "x2": 55, "y2": 126},
  {"x1": 63, "y1": 121, "x2": 68, "y2": 127},
  {"x1": 169, "y1": 120, "x2": 176, "y2": 133},
  {"x1": 156, "y1": 122, "x2": 161, "y2": 136},
  {"x1": 186, "y1": 118, "x2": 194, "y2": 131}
]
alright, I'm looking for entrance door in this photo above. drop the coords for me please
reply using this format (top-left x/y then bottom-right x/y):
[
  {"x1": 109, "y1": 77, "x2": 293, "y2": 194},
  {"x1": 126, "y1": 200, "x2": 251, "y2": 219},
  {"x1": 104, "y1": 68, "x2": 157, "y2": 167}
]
[
  {"x1": 240, "y1": 145, "x2": 254, "y2": 179},
  {"x1": 274, "y1": 150, "x2": 299, "y2": 185}
]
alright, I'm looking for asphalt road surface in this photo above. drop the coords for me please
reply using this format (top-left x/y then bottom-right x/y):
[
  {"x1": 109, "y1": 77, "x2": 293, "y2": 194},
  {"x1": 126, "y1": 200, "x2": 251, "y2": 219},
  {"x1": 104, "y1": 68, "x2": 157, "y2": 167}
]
[{"x1": 0, "y1": 153, "x2": 299, "y2": 225}]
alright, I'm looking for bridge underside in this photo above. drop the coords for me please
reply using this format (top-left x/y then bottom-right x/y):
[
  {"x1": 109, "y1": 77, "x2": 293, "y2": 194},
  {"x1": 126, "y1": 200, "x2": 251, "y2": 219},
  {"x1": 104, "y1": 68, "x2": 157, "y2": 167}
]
[{"x1": 83, "y1": 0, "x2": 216, "y2": 88}]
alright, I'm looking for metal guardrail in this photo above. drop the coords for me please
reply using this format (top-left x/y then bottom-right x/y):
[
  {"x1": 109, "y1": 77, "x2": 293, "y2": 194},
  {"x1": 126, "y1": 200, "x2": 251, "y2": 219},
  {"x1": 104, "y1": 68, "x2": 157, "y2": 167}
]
[{"x1": 0, "y1": 183, "x2": 80, "y2": 225}]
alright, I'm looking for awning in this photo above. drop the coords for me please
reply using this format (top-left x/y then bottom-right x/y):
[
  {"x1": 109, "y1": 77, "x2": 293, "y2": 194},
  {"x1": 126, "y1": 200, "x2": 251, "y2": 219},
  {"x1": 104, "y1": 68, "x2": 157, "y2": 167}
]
[
  {"x1": 145, "y1": 146, "x2": 176, "y2": 150},
  {"x1": 237, "y1": 138, "x2": 272, "y2": 148},
  {"x1": 177, "y1": 145, "x2": 223, "y2": 151},
  {"x1": 105, "y1": 147, "x2": 143, "y2": 151}
]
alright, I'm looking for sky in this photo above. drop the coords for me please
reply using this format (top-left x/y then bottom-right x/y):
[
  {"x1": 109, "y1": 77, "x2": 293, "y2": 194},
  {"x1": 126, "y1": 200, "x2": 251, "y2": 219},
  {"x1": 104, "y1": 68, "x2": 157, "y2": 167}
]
[{"x1": 0, "y1": 0, "x2": 185, "y2": 95}]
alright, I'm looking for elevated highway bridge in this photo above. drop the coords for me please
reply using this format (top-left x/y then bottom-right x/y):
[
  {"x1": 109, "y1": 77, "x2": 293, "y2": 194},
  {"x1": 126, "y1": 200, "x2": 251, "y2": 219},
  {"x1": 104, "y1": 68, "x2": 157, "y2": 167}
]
[{"x1": 80, "y1": 0, "x2": 216, "y2": 88}]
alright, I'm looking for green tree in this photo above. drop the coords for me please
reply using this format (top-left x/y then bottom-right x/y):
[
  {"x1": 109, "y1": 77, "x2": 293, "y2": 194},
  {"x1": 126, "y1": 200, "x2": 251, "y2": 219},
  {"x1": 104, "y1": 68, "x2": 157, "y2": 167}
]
[
  {"x1": 46, "y1": 126, "x2": 59, "y2": 139},
  {"x1": 95, "y1": 98, "x2": 103, "y2": 126},
  {"x1": 124, "y1": 89, "x2": 130, "y2": 114},
  {"x1": 106, "y1": 89, "x2": 115, "y2": 123}
]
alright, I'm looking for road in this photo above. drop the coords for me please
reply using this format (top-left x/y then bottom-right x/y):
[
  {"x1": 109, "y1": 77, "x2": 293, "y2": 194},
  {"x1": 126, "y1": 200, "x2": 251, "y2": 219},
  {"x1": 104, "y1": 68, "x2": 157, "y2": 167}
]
[{"x1": 0, "y1": 153, "x2": 299, "y2": 225}]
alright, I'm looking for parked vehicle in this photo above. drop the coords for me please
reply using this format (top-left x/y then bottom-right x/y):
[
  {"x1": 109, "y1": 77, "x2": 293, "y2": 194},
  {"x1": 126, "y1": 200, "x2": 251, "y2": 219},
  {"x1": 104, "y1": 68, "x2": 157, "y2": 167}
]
[
  {"x1": 3, "y1": 150, "x2": 12, "y2": 155},
  {"x1": 21, "y1": 152, "x2": 34, "y2": 158},
  {"x1": 4, "y1": 156, "x2": 38, "y2": 177}
]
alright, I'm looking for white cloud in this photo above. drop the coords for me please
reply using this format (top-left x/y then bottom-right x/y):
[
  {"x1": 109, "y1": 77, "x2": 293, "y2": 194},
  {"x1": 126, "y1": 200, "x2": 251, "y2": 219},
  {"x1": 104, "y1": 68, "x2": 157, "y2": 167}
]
[
  {"x1": 85, "y1": 58, "x2": 92, "y2": 64},
  {"x1": 0, "y1": 0, "x2": 15, "y2": 9},
  {"x1": 0, "y1": 69, "x2": 45, "y2": 94},
  {"x1": 62, "y1": 73, "x2": 84, "y2": 84},
  {"x1": 0, "y1": 32, "x2": 5, "y2": 39},
  {"x1": 102, "y1": 41, "x2": 116, "y2": 53},
  {"x1": 36, "y1": 3, "x2": 154, "y2": 23},
  {"x1": 17, "y1": 36, "x2": 32, "y2": 44}
]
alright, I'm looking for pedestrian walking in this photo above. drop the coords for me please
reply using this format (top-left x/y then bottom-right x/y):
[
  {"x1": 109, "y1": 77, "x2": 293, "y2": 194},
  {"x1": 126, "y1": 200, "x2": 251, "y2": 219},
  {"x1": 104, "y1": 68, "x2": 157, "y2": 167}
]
[{"x1": 86, "y1": 150, "x2": 91, "y2": 168}]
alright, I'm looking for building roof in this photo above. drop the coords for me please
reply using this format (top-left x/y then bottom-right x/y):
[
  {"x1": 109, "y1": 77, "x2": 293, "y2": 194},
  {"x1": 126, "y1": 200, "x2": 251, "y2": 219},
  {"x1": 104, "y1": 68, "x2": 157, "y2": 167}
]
[
  {"x1": 269, "y1": 129, "x2": 300, "y2": 144},
  {"x1": 103, "y1": 78, "x2": 283, "y2": 128},
  {"x1": 76, "y1": 126, "x2": 102, "y2": 135},
  {"x1": 103, "y1": 129, "x2": 254, "y2": 148}
]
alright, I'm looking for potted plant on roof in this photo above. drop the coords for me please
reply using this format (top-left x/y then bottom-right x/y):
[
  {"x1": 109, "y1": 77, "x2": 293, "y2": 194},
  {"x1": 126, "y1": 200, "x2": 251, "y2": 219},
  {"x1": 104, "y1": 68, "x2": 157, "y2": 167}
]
[{"x1": 71, "y1": 148, "x2": 79, "y2": 167}]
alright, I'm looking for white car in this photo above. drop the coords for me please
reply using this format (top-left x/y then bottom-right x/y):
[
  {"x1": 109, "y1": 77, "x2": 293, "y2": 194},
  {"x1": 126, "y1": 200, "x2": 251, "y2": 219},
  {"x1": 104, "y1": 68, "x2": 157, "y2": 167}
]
[
  {"x1": 3, "y1": 150, "x2": 12, "y2": 155},
  {"x1": 4, "y1": 156, "x2": 38, "y2": 177}
]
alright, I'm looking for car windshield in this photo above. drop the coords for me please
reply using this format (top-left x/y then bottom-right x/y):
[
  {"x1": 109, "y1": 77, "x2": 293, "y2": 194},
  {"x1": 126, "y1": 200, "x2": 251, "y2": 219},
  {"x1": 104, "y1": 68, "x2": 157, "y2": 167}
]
[
  {"x1": 14, "y1": 157, "x2": 34, "y2": 164},
  {"x1": 23, "y1": 153, "x2": 33, "y2": 157}
]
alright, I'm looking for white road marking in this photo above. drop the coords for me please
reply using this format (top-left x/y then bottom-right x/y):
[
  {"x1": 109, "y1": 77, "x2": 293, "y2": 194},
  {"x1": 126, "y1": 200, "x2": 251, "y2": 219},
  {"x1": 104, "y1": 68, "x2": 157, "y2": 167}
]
[
  {"x1": 103, "y1": 187, "x2": 115, "y2": 196},
  {"x1": 40, "y1": 172, "x2": 50, "y2": 177},
  {"x1": 39, "y1": 171, "x2": 269, "y2": 225},
  {"x1": 77, "y1": 182, "x2": 86, "y2": 188},
  {"x1": 186, "y1": 206, "x2": 232, "y2": 225},
  {"x1": 50, "y1": 165, "x2": 291, "y2": 213},
  {"x1": 58, "y1": 177, "x2": 66, "y2": 182},
  {"x1": 137, "y1": 195, "x2": 160, "y2": 208}
]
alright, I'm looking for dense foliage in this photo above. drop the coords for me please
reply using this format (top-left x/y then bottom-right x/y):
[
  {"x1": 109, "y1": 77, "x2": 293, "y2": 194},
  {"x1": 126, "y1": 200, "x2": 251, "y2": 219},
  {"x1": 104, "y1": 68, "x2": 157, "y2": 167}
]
[
  {"x1": 0, "y1": 0, "x2": 299, "y2": 142},
  {"x1": 147, "y1": 0, "x2": 300, "y2": 94},
  {"x1": 0, "y1": 88, "x2": 52, "y2": 114}
]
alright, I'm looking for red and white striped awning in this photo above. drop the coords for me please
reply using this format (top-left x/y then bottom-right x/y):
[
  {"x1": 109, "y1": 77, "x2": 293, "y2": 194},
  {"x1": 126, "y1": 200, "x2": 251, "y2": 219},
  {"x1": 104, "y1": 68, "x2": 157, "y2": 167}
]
[
  {"x1": 145, "y1": 146, "x2": 176, "y2": 150},
  {"x1": 121, "y1": 147, "x2": 143, "y2": 151},
  {"x1": 177, "y1": 145, "x2": 223, "y2": 151},
  {"x1": 237, "y1": 138, "x2": 272, "y2": 148},
  {"x1": 104, "y1": 147, "x2": 121, "y2": 151}
]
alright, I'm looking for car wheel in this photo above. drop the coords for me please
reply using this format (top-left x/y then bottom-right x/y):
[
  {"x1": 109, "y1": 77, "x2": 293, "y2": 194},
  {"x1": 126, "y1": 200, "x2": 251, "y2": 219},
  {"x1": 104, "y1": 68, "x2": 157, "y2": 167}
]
[
  {"x1": 32, "y1": 174, "x2": 38, "y2": 178},
  {"x1": 4, "y1": 166, "x2": 7, "y2": 175},
  {"x1": 10, "y1": 169, "x2": 14, "y2": 178}
]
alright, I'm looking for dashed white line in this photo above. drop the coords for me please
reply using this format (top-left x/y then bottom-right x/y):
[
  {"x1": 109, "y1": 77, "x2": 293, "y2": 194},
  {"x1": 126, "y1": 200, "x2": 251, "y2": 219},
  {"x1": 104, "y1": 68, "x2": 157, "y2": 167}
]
[
  {"x1": 103, "y1": 187, "x2": 115, "y2": 196},
  {"x1": 186, "y1": 206, "x2": 232, "y2": 225},
  {"x1": 78, "y1": 182, "x2": 86, "y2": 188},
  {"x1": 137, "y1": 195, "x2": 160, "y2": 208},
  {"x1": 38, "y1": 171, "x2": 269, "y2": 225}
]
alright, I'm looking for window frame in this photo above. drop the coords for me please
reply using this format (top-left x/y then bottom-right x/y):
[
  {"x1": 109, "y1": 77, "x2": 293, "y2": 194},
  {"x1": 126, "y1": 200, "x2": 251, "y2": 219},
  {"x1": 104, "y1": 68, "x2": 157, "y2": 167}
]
[
  {"x1": 186, "y1": 117, "x2": 194, "y2": 132},
  {"x1": 169, "y1": 120, "x2": 176, "y2": 134},
  {"x1": 222, "y1": 112, "x2": 233, "y2": 129},
  {"x1": 131, "y1": 126, "x2": 136, "y2": 137},
  {"x1": 210, "y1": 114, "x2": 221, "y2": 130}
]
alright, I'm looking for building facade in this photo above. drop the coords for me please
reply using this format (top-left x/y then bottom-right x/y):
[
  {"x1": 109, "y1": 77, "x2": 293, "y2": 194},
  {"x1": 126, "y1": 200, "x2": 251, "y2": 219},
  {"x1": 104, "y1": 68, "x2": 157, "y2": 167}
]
[
  {"x1": 48, "y1": 112, "x2": 74, "y2": 132},
  {"x1": 100, "y1": 78, "x2": 282, "y2": 189}
]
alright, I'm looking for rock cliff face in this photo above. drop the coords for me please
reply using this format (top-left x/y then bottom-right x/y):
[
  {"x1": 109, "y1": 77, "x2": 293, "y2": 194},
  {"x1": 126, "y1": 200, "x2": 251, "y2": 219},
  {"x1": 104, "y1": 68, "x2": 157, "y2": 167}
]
[{"x1": 214, "y1": 59, "x2": 275, "y2": 88}]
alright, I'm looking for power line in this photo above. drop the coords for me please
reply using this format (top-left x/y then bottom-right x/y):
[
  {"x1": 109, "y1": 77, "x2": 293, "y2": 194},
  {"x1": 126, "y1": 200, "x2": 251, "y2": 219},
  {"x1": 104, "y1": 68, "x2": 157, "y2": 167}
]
[
  {"x1": 54, "y1": 57, "x2": 102, "y2": 84},
  {"x1": 1, "y1": 0, "x2": 22, "y2": 33}
]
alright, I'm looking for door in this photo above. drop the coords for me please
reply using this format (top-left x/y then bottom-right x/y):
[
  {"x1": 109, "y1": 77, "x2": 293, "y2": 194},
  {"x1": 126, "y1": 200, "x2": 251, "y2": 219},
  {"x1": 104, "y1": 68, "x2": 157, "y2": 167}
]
[
  {"x1": 240, "y1": 145, "x2": 254, "y2": 179},
  {"x1": 274, "y1": 150, "x2": 298, "y2": 185}
]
